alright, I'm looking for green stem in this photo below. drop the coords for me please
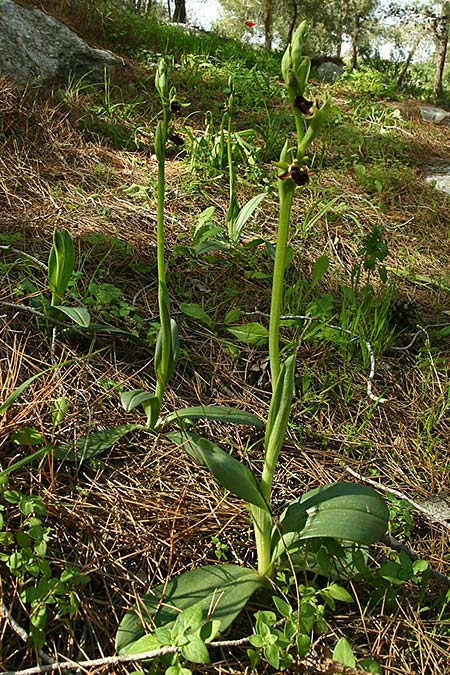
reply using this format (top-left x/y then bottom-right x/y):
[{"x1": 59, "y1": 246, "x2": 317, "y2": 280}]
[
  {"x1": 294, "y1": 111, "x2": 305, "y2": 159},
  {"x1": 227, "y1": 96, "x2": 235, "y2": 208},
  {"x1": 254, "y1": 182, "x2": 295, "y2": 578},
  {"x1": 251, "y1": 504, "x2": 274, "y2": 577},
  {"x1": 268, "y1": 182, "x2": 295, "y2": 386},
  {"x1": 155, "y1": 108, "x2": 171, "y2": 409}
]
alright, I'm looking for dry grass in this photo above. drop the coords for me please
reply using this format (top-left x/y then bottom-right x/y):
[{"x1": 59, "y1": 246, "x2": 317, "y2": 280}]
[{"x1": 0, "y1": 41, "x2": 449, "y2": 675}]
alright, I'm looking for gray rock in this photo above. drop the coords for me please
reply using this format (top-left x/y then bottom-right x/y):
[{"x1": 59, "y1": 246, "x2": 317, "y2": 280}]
[
  {"x1": 420, "y1": 105, "x2": 449, "y2": 124},
  {"x1": 0, "y1": 0, "x2": 122, "y2": 85},
  {"x1": 316, "y1": 61, "x2": 344, "y2": 83},
  {"x1": 424, "y1": 160, "x2": 450, "y2": 195}
]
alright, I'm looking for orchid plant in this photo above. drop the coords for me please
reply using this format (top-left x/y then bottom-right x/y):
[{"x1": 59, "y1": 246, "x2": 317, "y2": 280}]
[{"x1": 114, "y1": 22, "x2": 389, "y2": 672}]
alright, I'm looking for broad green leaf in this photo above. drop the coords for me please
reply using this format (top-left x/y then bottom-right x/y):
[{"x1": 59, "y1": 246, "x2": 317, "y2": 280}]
[
  {"x1": 48, "y1": 229, "x2": 75, "y2": 305},
  {"x1": 196, "y1": 205, "x2": 216, "y2": 229},
  {"x1": 272, "y1": 596, "x2": 292, "y2": 618},
  {"x1": 229, "y1": 192, "x2": 266, "y2": 245},
  {"x1": 179, "y1": 303, "x2": 213, "y2": 330},
  {"x1": 116, "y1": 564, "x2": 265, "y2": 654},
  {"x1": 167, "y1": 667, "x2": 192, "y2": 675},
  {"x1": 227, "y1": 322, "x2": 269, "y2": 346},
  {"x1": 333, "y1": 637, "x2": 356, "y2": 668},
  {"x1": 121, "y1": 389, "x2": 155, "y2": 413},
  {"x1": 196, "y1": 239, "x2": 230, "y2": 255},
  {"x1": 163, "y1": 405, "x2": 264, "y2": 428},
  {"x1": 167, "y1": 432, "x2": 268, "y2": 511},
  {"x1": 311, "y1": 255, "x2": 329, "y2": 287},
  {"x1": 271, "y1": 483, "x2": 389, "y2": 563},
  {"x1": 296, "y1": 632, "x2": 311, "y2": 657},
  {"x1": 53, "y1": 423, "x2": 143, "y2": 462},
  {"x1": 52, "y1": 305, "x2": 91, "y2": 327}
]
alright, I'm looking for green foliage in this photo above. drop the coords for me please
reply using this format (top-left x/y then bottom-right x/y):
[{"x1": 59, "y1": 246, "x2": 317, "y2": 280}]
[
  {"x1": 116, "y1": 565, "x2": 265, "y2": 654},
  {"x1": 341, "y1": 66, "x2": 398, "y2": 99},
  {"x1": 0, "y1": 485, "x2": 90, "y2": 649},
  {"x1": 48, "y1": 229, "x2": 75, "y2": 306}
]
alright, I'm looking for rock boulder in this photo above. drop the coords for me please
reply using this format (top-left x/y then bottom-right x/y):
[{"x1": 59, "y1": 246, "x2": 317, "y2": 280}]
[
  {"x1": 0, "y1": 0, "x2": 122, "y2": 85},
  {"x1": 316, "y1": 61, "x2": 344, "y2": 83}
]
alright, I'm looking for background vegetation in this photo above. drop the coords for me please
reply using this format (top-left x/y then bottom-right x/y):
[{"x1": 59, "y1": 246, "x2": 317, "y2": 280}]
[{"x1": 0, "y1": 2, "x2": 449, "y2": 674}]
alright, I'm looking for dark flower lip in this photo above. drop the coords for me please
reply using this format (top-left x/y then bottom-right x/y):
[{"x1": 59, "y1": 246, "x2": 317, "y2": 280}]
[
  {"x1": 294, "y1": 95, "x2": 315, "y2": 115},
  {"x1": 170, "y1": 101, "x2": 182, "y2": 113},
  {"x1": 290, "y1": 166, "x2": 309, "y2": 185},
  {"x1": 279, "y1": 164, "x2": 309, "y2": 186}
]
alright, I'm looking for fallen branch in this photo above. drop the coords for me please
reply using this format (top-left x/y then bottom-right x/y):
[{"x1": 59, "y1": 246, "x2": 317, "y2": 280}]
[
  {"x1": 0, "y1": 245, "x2": 48, "y2": 271},
  {"x1": 381, "y1": 534, "x2": 450, "y2": 587},
  {"x1": 1, "y1": 636, "x2": 255, "y2": 675},
  {"x1": 1, "y1": 603, "x2": 77, "y2": 674},
  {"x1": 342, "y1": 463, "x2": 450, "y2": 532}
]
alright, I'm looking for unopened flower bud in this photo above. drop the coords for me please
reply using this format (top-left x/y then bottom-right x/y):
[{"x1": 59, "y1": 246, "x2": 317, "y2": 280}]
[{"x1": 155, "y1": 62, "x2": 168, "y2": 102}]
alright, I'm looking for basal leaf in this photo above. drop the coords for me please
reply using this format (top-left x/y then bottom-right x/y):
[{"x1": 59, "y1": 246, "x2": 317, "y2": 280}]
[
  {"x1": 121, "y1": 389, "x2": 155, "y2": 413},
  {"x1": 115, "y1": 564, "x2": 265, "y2": 655},
  {"x1": 196, "y1": 239, "x2": 230, "y2": 254},
  {"x1": 164, "y1": 405, "x2": 264, "y2": 428},
  {"x1": 48, "y1": 229, "x2": 75, "y2": 305},
  {"x1": 52, "y1": 305, "x2": 91, "y2": 327},
  {"x1": 271, "y1": 482, "x2": 389, "y2": 563},
  {"x1": 53, "y1": 423, "x2": 143, "y2": 462},
  {"x1": 167, "y1": 431, "x2": 268, "y2": 510}
]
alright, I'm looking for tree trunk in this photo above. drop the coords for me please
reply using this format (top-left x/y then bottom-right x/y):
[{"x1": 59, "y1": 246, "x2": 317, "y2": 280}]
[
  {"x1": 349, "y1": 14, "x2": 361, "y2": 72},
  {"x1": 173, "y1": 0, "x2": 186, "y2": 23},
  {"x1": 263, "y1": 0, "x2": 273, "y2": 50},
  {"x1": 335, "y1": 0, "x2": 343, "y2": 59},
  {"x1": 397, "y1": 33, "x2": 422, "y2": 88},
  {"x1": 286, "y1": 0, "x2": 298, "y2": 45},
  {"x1": 433, "y1": 4, "x2": 450, "y2": 97}
]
